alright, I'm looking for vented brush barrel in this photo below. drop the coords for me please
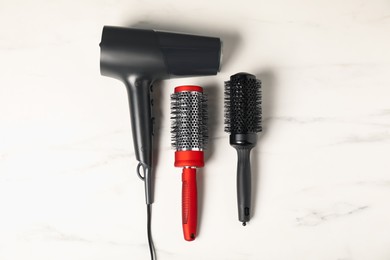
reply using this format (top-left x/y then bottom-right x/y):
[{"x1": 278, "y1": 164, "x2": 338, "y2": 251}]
[
  {"x1": 171, "y1": 85, "x2": 207, "y2": 241},
  {"x1": 224, "y1": 72, "x2": 262, "y2": 225},
  {"x1": 225, "y1": 73, "x2": 262, "y2": 135},
  {"x1": 172, "y1": 85, "x2": 207, "y2": 169},
  {"x1": 172, "y1": 85, "x2": 208, "y2": 152}
]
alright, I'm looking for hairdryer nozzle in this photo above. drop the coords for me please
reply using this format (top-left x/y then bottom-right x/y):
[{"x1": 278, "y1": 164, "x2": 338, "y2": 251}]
[{"x1": 155, "y1": 31, "x2": 222, "y2": 77}]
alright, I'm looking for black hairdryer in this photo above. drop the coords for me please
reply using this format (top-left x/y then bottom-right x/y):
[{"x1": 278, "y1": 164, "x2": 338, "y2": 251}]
[{"x1": 100, "y1": 26, "x2": 222, "y2": 205}]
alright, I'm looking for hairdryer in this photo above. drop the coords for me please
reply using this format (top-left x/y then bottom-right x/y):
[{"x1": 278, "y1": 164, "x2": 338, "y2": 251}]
[{"x1": 99, "y1": 26, "x2": 222, "y2": 205}]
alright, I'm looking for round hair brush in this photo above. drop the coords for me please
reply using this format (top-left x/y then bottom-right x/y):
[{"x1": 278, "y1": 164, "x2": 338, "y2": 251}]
[
  {"x1": 224, "y1": 73, "x2": 262, "y2": 225},
  {"x1": 171, "y1": 85, "x2": 208, "y2": 241}
]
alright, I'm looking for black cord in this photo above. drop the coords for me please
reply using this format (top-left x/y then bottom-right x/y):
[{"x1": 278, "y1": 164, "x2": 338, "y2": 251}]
[
  {"x1": 137, "y1": 163, "x2": 156, "y2": 259},
  {"x1": 147, "y1": 204, "x2": 156, "y2": 260}
]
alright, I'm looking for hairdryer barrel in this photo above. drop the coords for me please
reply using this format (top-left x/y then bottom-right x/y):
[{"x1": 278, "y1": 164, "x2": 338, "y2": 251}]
[{"x1": 100, "y1": 26, "x2": 221, "y2": 204}]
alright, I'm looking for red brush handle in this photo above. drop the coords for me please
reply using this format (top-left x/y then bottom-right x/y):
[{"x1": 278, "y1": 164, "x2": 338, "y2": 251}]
[{"x1": 182, "y1": 167, "x2": 197, "y2": 241}]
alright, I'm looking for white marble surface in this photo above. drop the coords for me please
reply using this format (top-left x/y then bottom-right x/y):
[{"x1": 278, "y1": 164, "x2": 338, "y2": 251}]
[{"x1": 1, "y1": 0, "x2": 390, "y2": 259}]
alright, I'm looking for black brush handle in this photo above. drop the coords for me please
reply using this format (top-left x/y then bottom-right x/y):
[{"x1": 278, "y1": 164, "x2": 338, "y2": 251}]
[
  {"x1": 230, "y1": 133, "x2": 257, "y2": 224},
  {"x1": 236, "y1": 148, "x2": 252, "y2": 223}
]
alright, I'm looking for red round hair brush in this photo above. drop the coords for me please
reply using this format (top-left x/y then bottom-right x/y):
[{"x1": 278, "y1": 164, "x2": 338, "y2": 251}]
[{"x1": 171, "y1": 85, "x2": 207, "y2": 241}]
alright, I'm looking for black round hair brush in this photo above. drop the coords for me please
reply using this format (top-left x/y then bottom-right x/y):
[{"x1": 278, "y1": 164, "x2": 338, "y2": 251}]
[{"x1": 224, "y1": 72, "x2": 262, "y2": 225}]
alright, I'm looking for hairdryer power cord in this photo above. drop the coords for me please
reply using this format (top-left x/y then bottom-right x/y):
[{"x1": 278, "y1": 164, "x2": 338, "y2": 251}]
[
  {"x1": 137, "y1": 163, "x2": 156, "y2": 260},
  {"x1": 147, "y1": 204, "x2": 156, "y2": 260}
]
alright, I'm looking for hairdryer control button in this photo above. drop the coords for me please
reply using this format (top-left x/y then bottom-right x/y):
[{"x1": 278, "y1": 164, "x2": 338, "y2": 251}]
[
  {"x1": 150, "y1": 84, "x2": 154, "y2": 92},
  {"x1": 151, "y1": 99, "x2": 154, "y2": 106}
]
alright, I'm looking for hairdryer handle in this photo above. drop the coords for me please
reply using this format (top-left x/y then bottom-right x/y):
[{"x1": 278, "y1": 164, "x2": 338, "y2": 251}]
[
  {"x1": 182, "y1": 167, "x2": 197, "y2": 241},
  {"x1": 125, "y1": 77, "x2": 154, "y2": 204}
]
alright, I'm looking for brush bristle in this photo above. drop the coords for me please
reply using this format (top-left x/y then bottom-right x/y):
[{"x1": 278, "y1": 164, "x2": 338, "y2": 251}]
[
  {"x1": 224, "y1": 73, "x2": 262, "y2": 134},
  {"x1": 171, "y1": 91, "x2": 208, "y2": 150}
]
